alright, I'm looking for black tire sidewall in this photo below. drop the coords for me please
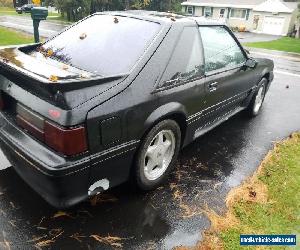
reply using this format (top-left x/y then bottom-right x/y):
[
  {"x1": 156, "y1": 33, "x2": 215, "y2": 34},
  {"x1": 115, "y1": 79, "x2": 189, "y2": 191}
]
[{"x1": 135, "y1": 119, "x2": 181, "y2": 190}]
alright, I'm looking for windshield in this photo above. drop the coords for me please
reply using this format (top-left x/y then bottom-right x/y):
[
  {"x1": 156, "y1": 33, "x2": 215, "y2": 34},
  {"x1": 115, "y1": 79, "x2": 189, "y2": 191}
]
[{"x1": 33, "y1": 15, "x2": 161, "y2": 76}]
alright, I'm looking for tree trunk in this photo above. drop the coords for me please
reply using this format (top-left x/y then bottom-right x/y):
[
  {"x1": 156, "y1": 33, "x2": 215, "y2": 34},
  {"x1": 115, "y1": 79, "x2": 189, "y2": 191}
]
[{"x1": 124, "y1": 0, "x2": 130, "y2": 10}]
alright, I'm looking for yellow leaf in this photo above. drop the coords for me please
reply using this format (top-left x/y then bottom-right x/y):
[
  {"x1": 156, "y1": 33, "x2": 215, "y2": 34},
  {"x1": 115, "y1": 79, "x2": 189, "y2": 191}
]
[
  {"x1": 52, "y1": 211, "x2": 71, "y2": 218},
  {"x1": 49, "y1": 75, "x2": 58, "y2": 82},
  {"x1": 47, "y1": 49, "x2": 53, "y2": 57}
]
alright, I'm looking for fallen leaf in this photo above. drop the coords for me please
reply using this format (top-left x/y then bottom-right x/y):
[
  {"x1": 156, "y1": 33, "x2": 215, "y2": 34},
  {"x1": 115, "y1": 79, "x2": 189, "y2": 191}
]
[
  {"x1": 79, "y1": 33, "x2": 87, "y2": 40},
  {"x1": 49, "y1": 75, "x2": 58, "y2": 82},
  {"x1": 47, "y1": 49, "x2": 53, "y2": 57},
  {"x1": 8, "y1": 221, "x2": 16, "y2": 227},
  {"x1": 90, "y1": 194, "x2": 118, "y2": 206},
  {"x1": 90, "y1": 234, "x2": 123, "y2": 248},
  {"x1": 114, "y1": 17, "x2": 119, "y2": 23},
  {"x1": 249, "y1": 190, "x2": 257, "y2": 198},
  {"x1": 80, "y1": 73, "x2": 89, "y2": 79},
  {"x1": 35, "y1": 239, "x2": 54, "y2": 248},
  {"x1": 62, "y1": 64, "x2": 68, "y2": 70},
  {"x1": 70, "y1": 233, "x2": 86, "y2": 243},
  {"x1": 52, "y1": 211, "x2": 72, "y2": 219},
  {"x1": 27, "y1": 235, "x2": 48, "y2": 243}
]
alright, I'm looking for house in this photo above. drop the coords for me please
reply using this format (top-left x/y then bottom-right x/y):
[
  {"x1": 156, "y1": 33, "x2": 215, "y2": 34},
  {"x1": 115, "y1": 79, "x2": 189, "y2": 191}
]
[{"x1": 181, "y1": 0, "x2": 299, "y2": 36}]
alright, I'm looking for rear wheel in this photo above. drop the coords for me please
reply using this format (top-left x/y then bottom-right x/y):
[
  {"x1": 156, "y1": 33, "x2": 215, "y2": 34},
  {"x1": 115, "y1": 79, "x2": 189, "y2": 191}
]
[
  {"x1": 134, "y1": 120, "x2": 181, "y2": 190},
  {"x1": 246, "y1": 78, "x2": 267, "y2": 117}
]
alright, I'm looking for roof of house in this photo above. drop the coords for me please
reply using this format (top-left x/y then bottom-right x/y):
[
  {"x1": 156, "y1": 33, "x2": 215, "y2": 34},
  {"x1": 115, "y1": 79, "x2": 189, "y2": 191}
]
[
  {"x1": 253, "y1": 0, "x2": 298, "y2": 12},
  {"x1": 181, "y1": 0, "x2": 298, "y2": 13}
]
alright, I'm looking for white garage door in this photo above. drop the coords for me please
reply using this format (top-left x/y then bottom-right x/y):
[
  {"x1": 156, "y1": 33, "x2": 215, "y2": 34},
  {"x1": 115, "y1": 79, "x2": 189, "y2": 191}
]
[{"x1": 262, "y1": 16, "x2": 285, "y2": 35}]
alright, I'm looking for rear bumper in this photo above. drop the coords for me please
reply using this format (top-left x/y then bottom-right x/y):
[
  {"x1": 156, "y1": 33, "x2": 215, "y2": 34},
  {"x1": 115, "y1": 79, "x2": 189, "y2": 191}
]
[{"x1": 0, "y1": 112, "x2": 138, "y2": 208}]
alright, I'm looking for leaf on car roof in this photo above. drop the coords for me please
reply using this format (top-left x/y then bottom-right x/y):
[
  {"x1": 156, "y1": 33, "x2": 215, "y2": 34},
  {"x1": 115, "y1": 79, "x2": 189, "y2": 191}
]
[
  {"x1": 114, "y1": 17, "x2": 119, "y2": 24},
  {"x1": 79, "y1": 33, "x2": 87, "y2": 40},
  {"x1": 46, "y1": 49, "x2": 53, "y2": 57},
  {"x1": 62, "y1": 64, "x2": 68, "y2": 70}
]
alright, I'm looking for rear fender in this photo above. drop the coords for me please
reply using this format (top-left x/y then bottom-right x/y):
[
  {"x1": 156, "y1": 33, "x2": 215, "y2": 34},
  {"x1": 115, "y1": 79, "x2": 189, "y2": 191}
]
[{"x1": 143, "y1": 102, "x2": 187, "y2": 136}]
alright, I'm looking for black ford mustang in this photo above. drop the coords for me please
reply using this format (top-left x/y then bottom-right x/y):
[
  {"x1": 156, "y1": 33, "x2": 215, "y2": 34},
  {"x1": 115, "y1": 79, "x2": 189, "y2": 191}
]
[{"x1": 0, "y1": 11, "x2": 274, "y2": 208}]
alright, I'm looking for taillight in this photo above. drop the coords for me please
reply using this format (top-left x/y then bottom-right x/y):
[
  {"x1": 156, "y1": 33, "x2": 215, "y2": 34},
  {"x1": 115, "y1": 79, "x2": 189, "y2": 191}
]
[
  {"x1": 16, "y1": 104, "x2": 88, "y2": 156},
  {"x1": 44, "y1": 121, "x2": 88, "y2": 156}
]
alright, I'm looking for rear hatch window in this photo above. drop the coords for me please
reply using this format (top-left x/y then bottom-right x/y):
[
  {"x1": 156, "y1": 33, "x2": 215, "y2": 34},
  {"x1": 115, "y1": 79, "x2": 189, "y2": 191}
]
[{"x1": 30, "y1": 14, "x2": 161, "y2": 76}]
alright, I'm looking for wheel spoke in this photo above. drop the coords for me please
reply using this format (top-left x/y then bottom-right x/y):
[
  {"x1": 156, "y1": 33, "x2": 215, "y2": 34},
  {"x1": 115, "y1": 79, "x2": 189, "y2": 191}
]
[
  {"x1": 161, "y1": 140, "x2": 171, "y2": 155},
  {"x1": 157, "y1": 132, "x2": 164, "y2": 146},
  {"x1": 145, "y1": 157, "x2": 157, "y2": 173},
  {"x1": 146, "y1": 145, "x2": 157, "y2": 159}
]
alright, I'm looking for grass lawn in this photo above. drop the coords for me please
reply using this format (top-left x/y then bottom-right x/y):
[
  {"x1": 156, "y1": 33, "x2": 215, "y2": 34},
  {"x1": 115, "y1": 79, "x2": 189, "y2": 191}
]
[
  {"x1": 245, "y1": 37, "x2": 300, "y2": 54},
  {"x1": 199, "y1": 133, "x2": 300, "y2": 249},
  {"x1": 0, "y1": 26, "x2": 33, "y2": 46}
]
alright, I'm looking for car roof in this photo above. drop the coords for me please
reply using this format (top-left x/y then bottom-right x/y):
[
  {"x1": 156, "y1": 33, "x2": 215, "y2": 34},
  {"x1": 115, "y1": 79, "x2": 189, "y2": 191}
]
[{"x1": 95, "y1": 10, "x2": 226, "y2": 26}]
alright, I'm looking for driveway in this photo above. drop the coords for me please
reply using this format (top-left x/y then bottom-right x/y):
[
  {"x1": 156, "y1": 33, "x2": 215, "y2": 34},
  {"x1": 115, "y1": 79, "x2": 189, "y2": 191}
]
[
  {"x1": 0, "y1": 15, "x2": 69, "y2": 38},
  {"x1": 234, "y1": 32, "x2": 280, "y2": 43}
]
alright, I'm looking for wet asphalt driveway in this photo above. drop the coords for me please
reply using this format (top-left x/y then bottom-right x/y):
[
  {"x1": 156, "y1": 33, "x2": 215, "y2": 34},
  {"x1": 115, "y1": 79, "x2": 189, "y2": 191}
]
[{"x1": 0, "y1": 49, "x2": 300, "y2": 249}]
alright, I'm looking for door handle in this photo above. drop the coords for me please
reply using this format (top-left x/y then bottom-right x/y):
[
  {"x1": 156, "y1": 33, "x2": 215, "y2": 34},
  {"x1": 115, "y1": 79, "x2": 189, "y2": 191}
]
[{"x1": 208, "y1": 82, "x2": 218, "y2": 92}]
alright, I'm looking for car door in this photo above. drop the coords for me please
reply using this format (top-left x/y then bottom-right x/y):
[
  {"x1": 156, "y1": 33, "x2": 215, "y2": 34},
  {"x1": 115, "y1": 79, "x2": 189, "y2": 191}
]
[
  {"x1": 198, "y1": 25, "x2": 255, "y2": 125},
  {"x1": 156, "y1": 25, "x2": 207, "y2": 128}
]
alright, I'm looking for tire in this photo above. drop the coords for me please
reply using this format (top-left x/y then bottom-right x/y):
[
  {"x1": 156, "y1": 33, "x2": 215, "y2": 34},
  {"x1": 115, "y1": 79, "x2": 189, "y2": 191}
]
[
  {"x1": 246, "y1": 78, "x2": 267, "y2": 117},
  {"x1": 134, "y1": 119, "x2": 181, "y2": 190}
]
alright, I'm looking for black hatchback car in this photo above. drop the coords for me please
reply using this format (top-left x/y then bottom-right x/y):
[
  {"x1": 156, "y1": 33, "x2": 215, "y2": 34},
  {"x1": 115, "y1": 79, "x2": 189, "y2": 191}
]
[
  {"x1": 16, "y1": 4, "x2": 37, "y2": 14},
  {"x1": 0, "y1": 11, "x2": 274, "y2": 208}
]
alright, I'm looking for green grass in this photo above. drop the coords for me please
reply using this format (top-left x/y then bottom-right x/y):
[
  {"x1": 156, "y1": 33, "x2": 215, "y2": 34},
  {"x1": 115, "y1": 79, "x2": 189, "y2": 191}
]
[
  {"x1": 245, "y1": 37, "x2": 300, "y2": 54},
  {"x1": 0, "y1": 7, "x2": 18, "y2": 16},
  {"x1": 0, "y1": 26, "x2": 33, "y2": 46},
  {"x1": 220, "y1": 133, "x2": 300, "y2": 250}
]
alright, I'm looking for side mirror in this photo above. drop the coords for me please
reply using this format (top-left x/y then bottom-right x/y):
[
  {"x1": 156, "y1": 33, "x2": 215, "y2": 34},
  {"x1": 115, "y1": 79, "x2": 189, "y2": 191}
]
[{"x1": 244, "y1": 58, "x2": 257, "y2": 69}]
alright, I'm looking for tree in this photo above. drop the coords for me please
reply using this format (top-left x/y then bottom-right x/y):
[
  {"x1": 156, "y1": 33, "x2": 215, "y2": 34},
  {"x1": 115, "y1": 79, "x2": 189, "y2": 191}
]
[
  {"x1": 46, "y1": 0, "x2": 184, "y2": 22},
  {"x1": 297, "y1": 1, "x2": 300, "y2": 38}
]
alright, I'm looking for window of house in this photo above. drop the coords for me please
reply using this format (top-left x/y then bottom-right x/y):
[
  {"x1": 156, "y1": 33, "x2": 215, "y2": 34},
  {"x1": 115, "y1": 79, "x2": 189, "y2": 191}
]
[
  {"x1": 199, "y1": 26, "x2": 246, "y2": 73},
  {"x1": 204, "y1": 7, "x2": 212, "y2": 17},
  {"x1": 187, "y1": 6, "x2": 194, "y2": 15},
  {"x1": 230, "y1": 9, "x2": 247, "y2": 19},
  {"x1": 219, "y1": 8, "x2": 225, "y2": 18},
  {"x1": 160, "y1": 27, "x2": 204, "y2": 87}
]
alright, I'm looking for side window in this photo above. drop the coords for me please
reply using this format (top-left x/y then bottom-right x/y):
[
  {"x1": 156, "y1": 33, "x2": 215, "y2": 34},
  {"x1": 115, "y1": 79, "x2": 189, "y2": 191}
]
[
  {"x1": 199, "y1": 26, "x2": 246, "y2": 74},
  {"x1": 160, "y1": 27, "x2": 204, "y2": 87}
]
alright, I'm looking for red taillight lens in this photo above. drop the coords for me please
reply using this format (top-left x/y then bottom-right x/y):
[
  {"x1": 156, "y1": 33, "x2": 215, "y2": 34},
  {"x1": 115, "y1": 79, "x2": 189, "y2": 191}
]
[
  {"x1": 16, "y1": 103, "x2": 88, "y2": 156},
  {"x1": 44, "y1": 121, "x2": 88, "y2": 156}
]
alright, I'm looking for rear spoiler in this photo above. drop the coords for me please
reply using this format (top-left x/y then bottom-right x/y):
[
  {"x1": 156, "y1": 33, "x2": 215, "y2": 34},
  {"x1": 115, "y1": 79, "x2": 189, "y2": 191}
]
[{"x1": 0, "y1": 46, "x2": 127, "y2": 109}]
